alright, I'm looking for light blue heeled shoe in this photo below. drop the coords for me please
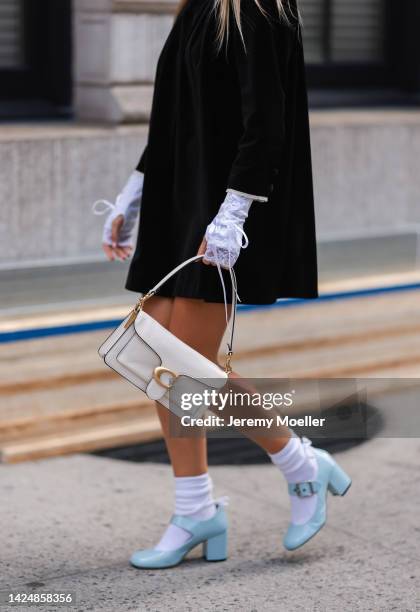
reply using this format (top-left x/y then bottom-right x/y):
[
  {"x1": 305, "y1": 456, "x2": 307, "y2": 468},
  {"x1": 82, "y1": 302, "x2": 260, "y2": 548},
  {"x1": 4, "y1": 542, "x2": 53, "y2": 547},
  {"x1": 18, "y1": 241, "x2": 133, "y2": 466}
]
[
  {"x1": 130, "y1": 504, "x2": 228, "y2": 569},
  {"x1": 283, "y1": 447, "x2": 352, "y2": 551}
]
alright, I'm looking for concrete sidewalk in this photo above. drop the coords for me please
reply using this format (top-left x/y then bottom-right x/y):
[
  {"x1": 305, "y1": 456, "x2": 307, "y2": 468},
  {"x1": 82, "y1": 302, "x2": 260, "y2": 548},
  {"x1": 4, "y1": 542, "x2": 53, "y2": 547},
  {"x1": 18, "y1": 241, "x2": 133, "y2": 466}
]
[{"x1": 1, "y1": 437, "x2": 419, "y2": 612}]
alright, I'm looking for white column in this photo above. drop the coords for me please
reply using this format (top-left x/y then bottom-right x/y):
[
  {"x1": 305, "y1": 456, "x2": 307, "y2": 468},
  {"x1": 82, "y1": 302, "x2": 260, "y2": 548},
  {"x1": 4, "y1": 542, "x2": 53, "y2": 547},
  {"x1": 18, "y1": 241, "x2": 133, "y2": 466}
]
[{"x1": 73, "y1": 0, "x2": 178, "y2": 123}]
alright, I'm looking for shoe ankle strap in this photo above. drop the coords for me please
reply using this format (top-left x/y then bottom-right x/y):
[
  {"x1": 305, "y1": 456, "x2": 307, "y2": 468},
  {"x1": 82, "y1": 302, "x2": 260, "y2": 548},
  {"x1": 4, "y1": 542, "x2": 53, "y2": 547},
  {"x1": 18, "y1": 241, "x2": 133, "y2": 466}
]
[{"x1": 288, "y1": 481, "x2": 321, "y2": 498}]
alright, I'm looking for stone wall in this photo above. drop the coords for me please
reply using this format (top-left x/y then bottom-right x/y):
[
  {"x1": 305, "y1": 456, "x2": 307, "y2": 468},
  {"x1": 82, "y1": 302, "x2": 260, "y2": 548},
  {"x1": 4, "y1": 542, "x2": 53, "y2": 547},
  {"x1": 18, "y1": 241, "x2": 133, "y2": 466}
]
[
  {"x1": 1, "y1": 112, "x2": 420, "y2": 269},
  {"x1": 0, "y1": 123, "x2": 147, "y2": 268},
  {"x1": 310, "y1": 111, "x2": 420, "y2": 240}
]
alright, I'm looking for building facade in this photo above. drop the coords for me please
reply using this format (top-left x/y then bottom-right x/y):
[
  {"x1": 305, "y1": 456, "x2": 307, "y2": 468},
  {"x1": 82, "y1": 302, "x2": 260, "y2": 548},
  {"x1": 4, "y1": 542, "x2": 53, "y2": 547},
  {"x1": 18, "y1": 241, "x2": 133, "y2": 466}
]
[
  {"x1": 1, "y1": 0, "x2": 420, "y2": 269},
  {"x1": 1, "y1": 0, "x2": 419, "y2": 121}
]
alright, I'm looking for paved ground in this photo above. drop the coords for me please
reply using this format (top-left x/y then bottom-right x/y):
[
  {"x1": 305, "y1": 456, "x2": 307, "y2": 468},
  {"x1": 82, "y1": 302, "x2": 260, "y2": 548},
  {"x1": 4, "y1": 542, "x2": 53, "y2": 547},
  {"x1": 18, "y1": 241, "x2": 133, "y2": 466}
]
[
  {"x1": 2, "y1": 237, "x2": 420, "y2": 611},
  {"x1": 1, "y1": 437, "x2": 419, "y2": 612}
]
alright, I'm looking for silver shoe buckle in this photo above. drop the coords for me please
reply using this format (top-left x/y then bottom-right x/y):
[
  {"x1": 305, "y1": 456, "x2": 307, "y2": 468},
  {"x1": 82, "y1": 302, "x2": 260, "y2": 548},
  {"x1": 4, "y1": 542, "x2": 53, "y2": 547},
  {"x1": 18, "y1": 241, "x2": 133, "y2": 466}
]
[{"x1": 293, "y1": 482, "x2": 316, "y2": 498}]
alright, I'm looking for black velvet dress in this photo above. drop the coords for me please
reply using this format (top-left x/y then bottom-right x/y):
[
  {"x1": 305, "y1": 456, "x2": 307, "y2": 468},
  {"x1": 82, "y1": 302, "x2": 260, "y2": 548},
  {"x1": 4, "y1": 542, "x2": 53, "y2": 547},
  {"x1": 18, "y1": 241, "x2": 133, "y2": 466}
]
[{"x1": 125, "y1": 0, "x2": 318, "y2": 304}]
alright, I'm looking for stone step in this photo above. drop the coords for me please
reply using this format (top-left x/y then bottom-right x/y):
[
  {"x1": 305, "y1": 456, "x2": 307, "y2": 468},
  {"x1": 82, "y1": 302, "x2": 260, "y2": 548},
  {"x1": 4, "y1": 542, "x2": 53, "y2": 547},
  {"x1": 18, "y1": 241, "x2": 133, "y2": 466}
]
[
  {"x1": 0, "y1": 406, "x2": 161, "y2": 464},
  {"x1": 3, "y1": 288, "x2": 420, "y2": 389},
  {"x1": 2, "y1": 288, "x2": 420, "y2": 462}
]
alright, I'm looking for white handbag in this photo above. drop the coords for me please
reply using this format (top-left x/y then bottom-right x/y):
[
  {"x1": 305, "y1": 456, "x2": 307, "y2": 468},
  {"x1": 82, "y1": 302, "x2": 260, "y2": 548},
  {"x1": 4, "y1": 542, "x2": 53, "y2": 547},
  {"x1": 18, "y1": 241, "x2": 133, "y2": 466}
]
[{"x1": 97, "y1": 254, "x2": 237, "y2": 419}]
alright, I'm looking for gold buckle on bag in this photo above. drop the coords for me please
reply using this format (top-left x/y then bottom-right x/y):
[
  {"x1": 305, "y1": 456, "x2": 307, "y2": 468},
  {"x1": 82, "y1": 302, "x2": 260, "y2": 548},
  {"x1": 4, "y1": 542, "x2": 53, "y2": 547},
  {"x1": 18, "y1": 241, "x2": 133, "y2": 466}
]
[
  {"x1": 153, "y1": 366, "x2": 179, "y2": 389},
  {"x1": 123, "y1": 291, "x2": 155, "y2": 329}
]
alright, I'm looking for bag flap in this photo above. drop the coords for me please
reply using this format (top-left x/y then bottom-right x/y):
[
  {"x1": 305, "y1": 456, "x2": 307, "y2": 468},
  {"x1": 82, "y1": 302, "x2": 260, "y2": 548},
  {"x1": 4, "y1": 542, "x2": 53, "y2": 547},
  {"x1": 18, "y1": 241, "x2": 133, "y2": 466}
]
[{"x1": 134, "y1": 311, "x2": 227, "y2": 400}]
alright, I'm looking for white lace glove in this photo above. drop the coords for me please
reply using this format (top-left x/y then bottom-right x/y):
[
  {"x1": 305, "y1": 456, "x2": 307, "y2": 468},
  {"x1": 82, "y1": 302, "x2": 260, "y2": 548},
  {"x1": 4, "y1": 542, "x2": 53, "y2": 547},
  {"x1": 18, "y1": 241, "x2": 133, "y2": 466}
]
[
  {"x1": 204, "y1": 191, "x2": 252, "y2": 269},
  {"x1": 92, "y1": 170, "x2": 144, "y2": 247}
]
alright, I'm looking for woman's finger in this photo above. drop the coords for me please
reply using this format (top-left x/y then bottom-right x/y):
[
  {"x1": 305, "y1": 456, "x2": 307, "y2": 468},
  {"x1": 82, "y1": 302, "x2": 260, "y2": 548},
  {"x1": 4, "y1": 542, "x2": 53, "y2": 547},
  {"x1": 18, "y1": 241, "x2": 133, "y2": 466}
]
[
  {"x1": 102, "y1": 243, "x2": 115, "y2": 261},
  {"x1": 196, "y1": 238, "x2": 207, "y2": 256},
  {"x1": 117, "y1": 246, "x2": 131, "y2": 260},
  {"x1": 197, "y1": 238, "x2": 212, "y2": 265},
  {"x1": 114, "y1": 246, "x2": 128, "y2": 260}
]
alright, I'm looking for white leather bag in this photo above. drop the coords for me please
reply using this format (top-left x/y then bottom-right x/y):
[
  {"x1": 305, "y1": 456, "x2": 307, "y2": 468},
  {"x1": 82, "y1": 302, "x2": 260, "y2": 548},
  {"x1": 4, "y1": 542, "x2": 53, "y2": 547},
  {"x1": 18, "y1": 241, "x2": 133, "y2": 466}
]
[{"x1": 97, "y1": 255, "x2": 237, "y2": 419}]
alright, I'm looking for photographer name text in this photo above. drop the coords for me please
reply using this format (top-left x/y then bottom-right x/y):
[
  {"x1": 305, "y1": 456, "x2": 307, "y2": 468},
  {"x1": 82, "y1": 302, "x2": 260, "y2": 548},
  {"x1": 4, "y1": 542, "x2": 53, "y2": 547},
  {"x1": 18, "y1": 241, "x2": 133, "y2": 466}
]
[{"x1": 180, "y1": 415, "x2": 326, "y2": 428}]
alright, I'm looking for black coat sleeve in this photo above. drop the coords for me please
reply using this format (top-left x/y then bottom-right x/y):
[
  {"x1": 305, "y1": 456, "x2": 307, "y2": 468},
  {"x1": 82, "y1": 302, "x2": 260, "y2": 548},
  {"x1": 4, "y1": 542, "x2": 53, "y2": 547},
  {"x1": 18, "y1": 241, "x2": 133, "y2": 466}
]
[
  {"x1": 136, "y1": 145, "x2": 148, "y2": 173},
  {"x1": 226, "y1": 0, "x2": 288, "y2": 200}
]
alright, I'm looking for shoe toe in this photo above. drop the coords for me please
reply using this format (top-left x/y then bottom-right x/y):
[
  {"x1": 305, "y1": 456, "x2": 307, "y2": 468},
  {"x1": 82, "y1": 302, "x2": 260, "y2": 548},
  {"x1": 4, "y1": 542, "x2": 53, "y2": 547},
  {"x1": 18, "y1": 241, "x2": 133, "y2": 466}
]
[
  {"x1": 130, "y1": 546, "x2": 188, "y2": 569},
  {"x1": 130, "y1": 548, "x2": 172, "y2": 569},
  {"x1": 283, "y1": 519, "x2": 325, "y2": 551},
  {"x1": 130, "y1": 548, "x2": 154, "y2": 567}
]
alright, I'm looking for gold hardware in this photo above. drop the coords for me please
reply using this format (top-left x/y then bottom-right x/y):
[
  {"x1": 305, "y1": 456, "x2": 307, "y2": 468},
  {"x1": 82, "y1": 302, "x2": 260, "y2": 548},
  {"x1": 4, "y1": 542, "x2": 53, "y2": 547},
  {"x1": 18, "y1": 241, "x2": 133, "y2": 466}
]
[
  {"x1": 224, "y1": 350, "x2": 233, "y2": 375},
  {"x1": 153, "y1": 366, "x2": 179, "y2": 389},
  {"x1": 124, "y1": 291, "x2": 155, "y2": 329},
  {"x1": 124, "y1": 308, "x2": 138, "y2": 329}
]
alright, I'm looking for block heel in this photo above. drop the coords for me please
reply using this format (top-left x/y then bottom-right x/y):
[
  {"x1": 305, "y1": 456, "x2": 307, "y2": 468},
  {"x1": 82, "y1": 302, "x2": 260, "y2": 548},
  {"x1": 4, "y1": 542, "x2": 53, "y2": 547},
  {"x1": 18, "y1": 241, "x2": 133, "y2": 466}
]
[
  {"x1": 283, "y1": 445, "x2": 352, "y2": 551},
  {"x1": 203, "y1": 531, "x2": 228, "y2": 561},
  {"x1": 328, "y1": 462, "x2": 352, "y2": 496}
]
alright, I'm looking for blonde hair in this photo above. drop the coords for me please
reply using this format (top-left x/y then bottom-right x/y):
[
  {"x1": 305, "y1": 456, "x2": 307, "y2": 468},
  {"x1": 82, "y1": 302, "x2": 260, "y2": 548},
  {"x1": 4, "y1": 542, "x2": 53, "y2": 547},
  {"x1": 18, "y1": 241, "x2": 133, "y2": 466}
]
[{"x1": 177, "y1": 0, "x2": 299, "y2": 52}]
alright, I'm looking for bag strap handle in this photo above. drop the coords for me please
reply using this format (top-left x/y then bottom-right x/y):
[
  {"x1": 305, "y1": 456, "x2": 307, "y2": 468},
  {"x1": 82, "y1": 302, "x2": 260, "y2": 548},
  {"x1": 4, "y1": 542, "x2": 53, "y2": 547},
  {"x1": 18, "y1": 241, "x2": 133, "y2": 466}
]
[{"x1": 124, "y1": 254, "x2": 238, "y2": 374}]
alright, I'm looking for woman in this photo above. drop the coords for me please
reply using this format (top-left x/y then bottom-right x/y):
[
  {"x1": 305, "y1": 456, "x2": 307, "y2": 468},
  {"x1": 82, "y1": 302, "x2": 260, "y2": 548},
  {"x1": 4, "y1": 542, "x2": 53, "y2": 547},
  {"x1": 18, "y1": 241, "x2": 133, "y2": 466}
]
[{"x1": 93, "y1": 0, "x2": 351, "y2": 568}]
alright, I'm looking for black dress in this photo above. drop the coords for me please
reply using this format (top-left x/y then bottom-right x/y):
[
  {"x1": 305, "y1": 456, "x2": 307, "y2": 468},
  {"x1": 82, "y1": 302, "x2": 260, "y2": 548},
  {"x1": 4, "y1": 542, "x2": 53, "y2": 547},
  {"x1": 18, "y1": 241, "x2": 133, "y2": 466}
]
[{"x1": 125, "y1": 0, "x2": 318, "y2": 305}]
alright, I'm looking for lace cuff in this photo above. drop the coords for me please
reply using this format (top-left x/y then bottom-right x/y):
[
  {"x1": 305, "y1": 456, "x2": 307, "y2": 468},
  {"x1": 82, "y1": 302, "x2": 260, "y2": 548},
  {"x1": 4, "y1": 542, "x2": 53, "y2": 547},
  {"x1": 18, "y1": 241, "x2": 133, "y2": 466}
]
[{"x1": 226, "y1": 188, "x2": 268, "y2": 203}]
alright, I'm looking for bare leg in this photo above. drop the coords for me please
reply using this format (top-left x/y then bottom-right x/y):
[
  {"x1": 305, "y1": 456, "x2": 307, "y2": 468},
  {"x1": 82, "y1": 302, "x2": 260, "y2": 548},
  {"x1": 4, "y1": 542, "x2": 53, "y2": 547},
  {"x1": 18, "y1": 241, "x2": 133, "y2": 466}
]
[
  {"x1": 130, "y1": 295, "x2": 348, "y2": 563},
  {"x1": 226, "y1": 371, "x2": 292, "y2": 453},
  {"x1": 135, "y1": 296, "x2": 221, "y2": 556},
  {"x1": 144, "y1": 296, "x2": 291, "y2": 459},
  {"x1": 130, "y1": 294, "x2": 325, "y2": 565},
  {"x1": 143, "y1": 296, "x2": 209, "y2": 476}
]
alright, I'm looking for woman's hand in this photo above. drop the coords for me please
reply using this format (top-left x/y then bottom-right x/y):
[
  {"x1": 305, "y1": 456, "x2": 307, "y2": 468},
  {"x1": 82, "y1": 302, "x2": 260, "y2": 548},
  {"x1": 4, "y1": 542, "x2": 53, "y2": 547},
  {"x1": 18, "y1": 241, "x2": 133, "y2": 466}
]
[
  {"x1": 197, "y1": 191, "x2": 253, "y2": 269},
  {"x1": 92, "y1": 170, "x2": 144, "y2": 262},
  {"x1": 196, "y1": 237, "x2": 212, "y2": 265},
  {"x1": 102, "y1": 215, "x2": 133, "y2": 261}
]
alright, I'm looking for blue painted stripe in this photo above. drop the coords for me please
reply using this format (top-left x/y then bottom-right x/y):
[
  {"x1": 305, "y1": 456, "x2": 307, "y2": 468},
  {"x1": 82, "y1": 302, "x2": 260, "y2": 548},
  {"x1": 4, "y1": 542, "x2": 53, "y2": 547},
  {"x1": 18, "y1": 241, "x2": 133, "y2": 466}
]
[
  {"x1": 0, "y1": 319, "x2": 124, "y2": 344},
  {"x1": 239, "y1": 281, "x2": 420, "y2": 312},
  {"x1": 1, "y1": 281, "x2": 420, "y2": 344}
]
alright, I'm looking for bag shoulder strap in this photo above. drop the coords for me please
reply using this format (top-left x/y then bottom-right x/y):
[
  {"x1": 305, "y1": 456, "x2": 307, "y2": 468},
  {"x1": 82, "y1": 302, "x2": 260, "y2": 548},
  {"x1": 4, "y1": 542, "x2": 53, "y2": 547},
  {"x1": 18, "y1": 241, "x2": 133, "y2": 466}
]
[{"x1": 126, "y1": 254, "x2": 238, "y2": 374}]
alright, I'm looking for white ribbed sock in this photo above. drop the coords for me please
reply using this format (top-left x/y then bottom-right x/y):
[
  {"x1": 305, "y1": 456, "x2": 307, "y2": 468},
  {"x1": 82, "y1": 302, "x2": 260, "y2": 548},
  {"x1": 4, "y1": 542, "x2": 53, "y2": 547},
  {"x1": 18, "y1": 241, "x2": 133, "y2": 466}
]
[
  {"x1": 155, "y1": 473, "x2": 216, "y2": 552},
  {"x1": 269, "y1": 436, "x2": 318, "y2": 526}
]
